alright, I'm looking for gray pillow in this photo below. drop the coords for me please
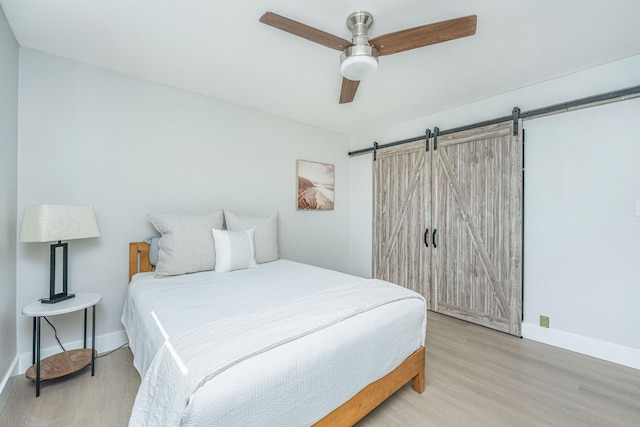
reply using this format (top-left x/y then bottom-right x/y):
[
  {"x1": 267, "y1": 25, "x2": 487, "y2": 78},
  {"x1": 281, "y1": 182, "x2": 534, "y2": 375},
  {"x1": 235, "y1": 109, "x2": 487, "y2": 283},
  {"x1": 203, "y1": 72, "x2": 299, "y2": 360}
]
[
  {"x1": 149, "y1": 211, "x2": 224, "y2": 277},
  {"x1": 224, "y1": 210, "x2": 279, "y2": 263},
  {"x1": 143, "y1": 236, "x2": 160, "y2": 266}
]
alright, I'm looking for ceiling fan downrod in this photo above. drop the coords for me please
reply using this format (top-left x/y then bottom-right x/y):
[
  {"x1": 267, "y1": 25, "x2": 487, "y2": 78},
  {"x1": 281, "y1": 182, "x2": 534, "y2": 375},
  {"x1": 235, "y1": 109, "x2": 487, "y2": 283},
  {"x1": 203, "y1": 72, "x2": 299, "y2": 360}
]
[{"x1": 347, "y1": 11, "x2": 374, "y2": 45}]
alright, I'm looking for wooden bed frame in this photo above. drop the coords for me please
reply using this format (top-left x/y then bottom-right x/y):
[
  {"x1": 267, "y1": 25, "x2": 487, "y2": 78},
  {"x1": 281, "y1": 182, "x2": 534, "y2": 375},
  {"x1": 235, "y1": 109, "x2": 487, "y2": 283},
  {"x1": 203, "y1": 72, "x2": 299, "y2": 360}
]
[{"x1": 128, "y1": 241, "x2": 425, "y2": 426}]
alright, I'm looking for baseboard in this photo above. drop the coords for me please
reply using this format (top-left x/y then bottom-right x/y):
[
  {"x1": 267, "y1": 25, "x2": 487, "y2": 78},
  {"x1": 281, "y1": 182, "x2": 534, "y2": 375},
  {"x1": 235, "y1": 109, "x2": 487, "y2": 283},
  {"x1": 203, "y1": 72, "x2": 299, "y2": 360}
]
[
  {"x1": 522, "y1": 322, "x2": 640, "y2": 370},
  {"x1": 17, "y1": 330, "x2": 128, "y2": 374},
  {"x1": 0, "y1": 356, "x2": 19, "y2": 413}
]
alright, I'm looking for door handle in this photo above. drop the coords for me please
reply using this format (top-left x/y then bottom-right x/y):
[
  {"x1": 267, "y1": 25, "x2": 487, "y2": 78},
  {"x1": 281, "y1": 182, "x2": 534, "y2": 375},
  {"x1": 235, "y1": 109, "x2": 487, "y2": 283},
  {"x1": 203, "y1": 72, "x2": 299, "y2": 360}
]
[
  {"x1": 432, "y1": 229, "x2": 437, "y2": 248},
  {"x1": 424, "y1": 228, "x2": 429, "y2": 247}
]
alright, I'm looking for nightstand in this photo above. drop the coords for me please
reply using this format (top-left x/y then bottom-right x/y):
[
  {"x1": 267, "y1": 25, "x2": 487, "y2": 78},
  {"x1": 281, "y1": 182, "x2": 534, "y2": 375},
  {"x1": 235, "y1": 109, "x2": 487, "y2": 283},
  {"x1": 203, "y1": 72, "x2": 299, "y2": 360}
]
[{"x1": 22, "y1": 293, "x2": 102, "y2": 397}]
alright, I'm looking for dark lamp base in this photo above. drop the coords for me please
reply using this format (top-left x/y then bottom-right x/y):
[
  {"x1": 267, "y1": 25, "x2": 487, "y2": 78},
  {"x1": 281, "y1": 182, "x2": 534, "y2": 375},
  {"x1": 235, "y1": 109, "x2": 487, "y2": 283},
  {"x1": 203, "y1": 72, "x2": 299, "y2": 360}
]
[{"x1": 41, "y1": 293, "x2": 75, "y2": 304}]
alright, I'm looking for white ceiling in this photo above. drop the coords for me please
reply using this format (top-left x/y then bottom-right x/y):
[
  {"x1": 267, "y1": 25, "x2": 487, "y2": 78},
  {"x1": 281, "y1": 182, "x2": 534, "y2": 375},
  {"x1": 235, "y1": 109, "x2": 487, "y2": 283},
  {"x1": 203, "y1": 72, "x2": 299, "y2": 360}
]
[{"x1": 2, "y1": 0, "x2": 640, "y2": 136}]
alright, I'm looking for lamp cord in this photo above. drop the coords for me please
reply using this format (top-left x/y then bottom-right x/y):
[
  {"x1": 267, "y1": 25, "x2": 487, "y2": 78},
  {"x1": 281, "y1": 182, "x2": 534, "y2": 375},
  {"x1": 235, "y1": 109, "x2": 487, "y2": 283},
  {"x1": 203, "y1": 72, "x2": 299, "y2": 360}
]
[
  {"x1": 42, "y1": 317, "x2": 130, "y2": 358},
  {"x1": 43, "y1": 316, "x2": 67, "y2": 352},
  {"x1": 97, "y1": 342, "x2": 129, "y2": 359}
]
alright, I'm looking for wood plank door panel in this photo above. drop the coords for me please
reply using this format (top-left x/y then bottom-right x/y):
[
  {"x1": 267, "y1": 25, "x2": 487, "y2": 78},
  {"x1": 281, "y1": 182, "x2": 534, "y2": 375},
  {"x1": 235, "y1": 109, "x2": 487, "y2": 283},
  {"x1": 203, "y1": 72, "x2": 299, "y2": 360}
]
[
  {"x1": 432, "y1": 122, "x2": 523, "y2": 336},
  {"x1": 373, "y1": 140, "x2": 431, "y2": 307}
]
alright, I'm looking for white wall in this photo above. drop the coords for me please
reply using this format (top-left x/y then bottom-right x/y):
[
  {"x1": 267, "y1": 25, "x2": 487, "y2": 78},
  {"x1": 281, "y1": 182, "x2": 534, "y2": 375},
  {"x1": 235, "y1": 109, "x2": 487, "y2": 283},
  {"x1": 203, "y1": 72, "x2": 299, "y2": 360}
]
[
  {"x1": 16, "y1": 48, "x2": 351, "y2": 365},
  {"x1": 522, "y1": 99, "x2": 640, "y2": 367},
  {"x1": 350, "y1": 54, "x2": 640, "y2": 369},
  {"x1": 0, "y1": 3, "x2": 19, "y2": 407}
]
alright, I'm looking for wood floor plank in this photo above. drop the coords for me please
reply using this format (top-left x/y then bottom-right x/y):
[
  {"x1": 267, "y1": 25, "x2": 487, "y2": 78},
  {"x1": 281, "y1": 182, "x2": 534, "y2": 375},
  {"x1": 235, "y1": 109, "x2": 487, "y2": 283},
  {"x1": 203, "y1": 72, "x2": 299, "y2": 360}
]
[
  {"x1": 358, "y1": 312, "x2": 640, "y2": 426},
  {"x1": 0, "y1": 346, "x2": 139, "y2": 427},
  {"x1": 1, "y1": 312, "x2": 638, "y2": 426}
]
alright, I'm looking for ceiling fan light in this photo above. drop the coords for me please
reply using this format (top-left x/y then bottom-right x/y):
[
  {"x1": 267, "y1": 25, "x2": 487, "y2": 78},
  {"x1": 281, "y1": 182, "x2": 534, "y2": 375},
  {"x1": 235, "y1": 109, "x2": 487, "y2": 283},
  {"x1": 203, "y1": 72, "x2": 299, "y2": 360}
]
[
  {"x1": 340, "y1": 45, "x2": 379, "y2": 81},
  {"x1": 341, "y1": 55, "x2": 378, "y2": 81}
]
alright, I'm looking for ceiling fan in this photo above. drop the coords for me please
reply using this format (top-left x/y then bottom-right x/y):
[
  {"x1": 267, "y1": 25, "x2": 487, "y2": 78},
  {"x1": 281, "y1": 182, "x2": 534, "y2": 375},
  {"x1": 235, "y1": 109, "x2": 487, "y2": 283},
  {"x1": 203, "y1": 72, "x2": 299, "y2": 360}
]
[{"x1": 259, "y1": 11, "x2": 477, "y2": 104}]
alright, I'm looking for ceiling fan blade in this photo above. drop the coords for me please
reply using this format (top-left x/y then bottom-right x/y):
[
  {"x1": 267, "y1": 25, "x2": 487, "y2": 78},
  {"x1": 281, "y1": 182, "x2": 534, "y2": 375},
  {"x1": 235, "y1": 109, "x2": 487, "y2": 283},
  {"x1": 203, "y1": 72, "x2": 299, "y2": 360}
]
[
  {"x1": 369, "y1": 15, "x2": 477, "y2": 56},
  {"x1": 260, "y1": 12, "x2": 353, "y2": 51},
  {"x1": 339, "y1": 78, "x2": 360, "y2": 104}
]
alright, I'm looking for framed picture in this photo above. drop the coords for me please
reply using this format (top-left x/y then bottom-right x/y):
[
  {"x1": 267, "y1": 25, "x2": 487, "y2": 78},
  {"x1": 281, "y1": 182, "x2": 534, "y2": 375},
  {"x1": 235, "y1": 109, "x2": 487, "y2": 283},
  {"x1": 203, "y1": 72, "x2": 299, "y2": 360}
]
[{"x1": 296, "y1": 160, "x2": 335, "y2": 210}]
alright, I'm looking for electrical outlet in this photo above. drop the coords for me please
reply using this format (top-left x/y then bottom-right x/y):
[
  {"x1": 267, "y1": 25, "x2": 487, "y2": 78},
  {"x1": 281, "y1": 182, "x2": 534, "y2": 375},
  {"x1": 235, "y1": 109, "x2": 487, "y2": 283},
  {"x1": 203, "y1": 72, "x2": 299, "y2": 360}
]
[{"x1": 540, "y1": 315, "x2": 550, "y2": 328}]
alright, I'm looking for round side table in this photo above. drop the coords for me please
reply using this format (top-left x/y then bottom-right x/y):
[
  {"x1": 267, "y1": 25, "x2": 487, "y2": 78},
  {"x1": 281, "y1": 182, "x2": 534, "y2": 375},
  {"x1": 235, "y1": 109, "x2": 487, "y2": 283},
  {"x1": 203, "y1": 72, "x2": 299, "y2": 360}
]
[{"x1": 22, "y1": 293, "x2": 102, "y2": 397}]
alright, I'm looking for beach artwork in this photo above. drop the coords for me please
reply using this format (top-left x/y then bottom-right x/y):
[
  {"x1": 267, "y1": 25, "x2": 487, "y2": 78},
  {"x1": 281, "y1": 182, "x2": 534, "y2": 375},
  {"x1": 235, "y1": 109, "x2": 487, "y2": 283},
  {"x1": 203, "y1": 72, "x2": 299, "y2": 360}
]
[{"x1": 296, "y1": 160, "x2": 335, "y2": 210}]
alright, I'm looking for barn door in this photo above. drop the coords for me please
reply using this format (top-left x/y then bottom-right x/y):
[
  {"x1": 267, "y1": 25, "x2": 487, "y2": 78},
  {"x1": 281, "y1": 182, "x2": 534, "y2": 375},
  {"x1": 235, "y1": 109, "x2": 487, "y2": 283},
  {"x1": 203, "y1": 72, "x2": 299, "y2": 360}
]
[
  {"x1": 431, "y1": 121, "x2": 523, "y2": 336},
  {"x1": 373, "y1": 140, "x2": 432, "y2": 308}
]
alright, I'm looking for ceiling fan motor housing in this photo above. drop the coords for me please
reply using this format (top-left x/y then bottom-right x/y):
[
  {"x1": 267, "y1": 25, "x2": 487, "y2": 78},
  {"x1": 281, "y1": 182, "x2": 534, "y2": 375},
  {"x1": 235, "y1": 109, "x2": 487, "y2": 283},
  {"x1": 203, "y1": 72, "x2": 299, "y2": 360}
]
[{"x1": 340, "y1": 11, "x2": 379, "y2": 81}]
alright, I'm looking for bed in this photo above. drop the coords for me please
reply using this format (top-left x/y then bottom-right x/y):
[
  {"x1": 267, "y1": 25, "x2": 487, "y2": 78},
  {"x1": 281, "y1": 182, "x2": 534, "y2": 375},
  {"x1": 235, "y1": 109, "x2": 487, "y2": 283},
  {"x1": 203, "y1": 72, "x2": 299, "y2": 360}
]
[{"x1": 124, "y1": 234, "x2": 426, "y2": 426}]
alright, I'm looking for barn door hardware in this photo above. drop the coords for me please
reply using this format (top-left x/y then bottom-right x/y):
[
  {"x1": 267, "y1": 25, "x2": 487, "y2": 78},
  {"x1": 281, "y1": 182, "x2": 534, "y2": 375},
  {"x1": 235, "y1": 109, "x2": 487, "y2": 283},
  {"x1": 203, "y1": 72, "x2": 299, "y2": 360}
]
[
  {"x1": 423, "y1": 228, "x2": 437, "y2": 247},
  {"x1": 512, "y1": 107, "x2": 521, "y2": 136},
  {"x1": 425, "y1": 129, "x2": 432, "y2": 151},
  {"x1": 351, "y1": 84, "x2": 640, "y2": 158},
  {"x1": 433, "y1": 127, "x2": 440, "y2": 150}
]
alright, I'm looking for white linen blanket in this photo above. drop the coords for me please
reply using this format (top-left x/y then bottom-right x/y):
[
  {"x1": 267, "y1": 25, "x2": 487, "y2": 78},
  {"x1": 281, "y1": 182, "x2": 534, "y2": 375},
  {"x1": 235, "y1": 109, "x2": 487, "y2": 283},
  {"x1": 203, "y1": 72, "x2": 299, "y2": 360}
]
[{"x1": 129, "y1": 278, "x2": 423, "y2": 426}]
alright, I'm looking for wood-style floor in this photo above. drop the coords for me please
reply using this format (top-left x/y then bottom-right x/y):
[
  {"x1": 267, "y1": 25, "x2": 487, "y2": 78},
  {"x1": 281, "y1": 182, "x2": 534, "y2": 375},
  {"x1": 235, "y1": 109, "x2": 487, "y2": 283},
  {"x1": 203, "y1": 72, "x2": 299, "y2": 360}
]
[{"x1": 1, "y1": 311, "x2": 638, "y2": 426}]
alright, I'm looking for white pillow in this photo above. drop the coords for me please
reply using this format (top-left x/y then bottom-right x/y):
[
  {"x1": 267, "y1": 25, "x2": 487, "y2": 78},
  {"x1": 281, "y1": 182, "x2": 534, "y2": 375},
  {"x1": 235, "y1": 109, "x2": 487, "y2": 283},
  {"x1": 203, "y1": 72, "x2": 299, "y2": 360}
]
[
  {"x1": 224, "y1": 210, "x2": 279, "y2": 264},
  {"x1": 149, "y1": 212, "x2": 224, "y2": 277},
  {"x1": 212, "y1": 228, "x2": 258, "y2": 273}
]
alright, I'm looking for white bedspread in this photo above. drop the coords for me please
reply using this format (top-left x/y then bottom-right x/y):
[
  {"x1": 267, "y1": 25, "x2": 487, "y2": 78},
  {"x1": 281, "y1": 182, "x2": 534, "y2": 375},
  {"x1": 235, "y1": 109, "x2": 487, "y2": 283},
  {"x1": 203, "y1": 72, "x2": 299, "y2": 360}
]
[{"x1": 122, "y1": 260, "x2": 426, "y2": 426}]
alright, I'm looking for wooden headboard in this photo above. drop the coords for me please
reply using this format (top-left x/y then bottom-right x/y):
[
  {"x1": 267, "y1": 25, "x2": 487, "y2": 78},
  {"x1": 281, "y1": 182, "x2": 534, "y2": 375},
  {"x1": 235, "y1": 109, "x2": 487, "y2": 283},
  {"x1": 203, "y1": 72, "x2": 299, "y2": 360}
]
[{"x1": 129, "y1": 241, "x2": 152, "y2": 282}]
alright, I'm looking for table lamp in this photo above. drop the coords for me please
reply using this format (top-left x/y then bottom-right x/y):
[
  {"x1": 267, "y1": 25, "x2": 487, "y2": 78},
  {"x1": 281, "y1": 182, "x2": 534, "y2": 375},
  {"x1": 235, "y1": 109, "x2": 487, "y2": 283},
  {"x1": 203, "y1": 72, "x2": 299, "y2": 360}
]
[{"x1": 19, "y1": 205, "x2": 100, "y2": 303}]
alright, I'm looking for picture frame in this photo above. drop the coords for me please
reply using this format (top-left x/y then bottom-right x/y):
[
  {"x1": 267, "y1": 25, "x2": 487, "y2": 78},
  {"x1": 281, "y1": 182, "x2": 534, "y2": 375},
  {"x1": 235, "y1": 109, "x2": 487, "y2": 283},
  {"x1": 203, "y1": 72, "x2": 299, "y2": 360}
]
[{"x1": 296, "y1": 160, "x2": 335, "y2": 210}]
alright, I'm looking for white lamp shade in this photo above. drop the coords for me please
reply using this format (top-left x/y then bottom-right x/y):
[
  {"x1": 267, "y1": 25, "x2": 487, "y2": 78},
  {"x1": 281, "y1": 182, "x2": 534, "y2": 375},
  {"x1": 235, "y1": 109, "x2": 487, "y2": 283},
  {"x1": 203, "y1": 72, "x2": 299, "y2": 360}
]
[
  {"x1": 340, "y1": 55, "x2": 379, "y2": 81},
  {"x1": 19, "y1": 205, "x2": 100, "y2": 243}
]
